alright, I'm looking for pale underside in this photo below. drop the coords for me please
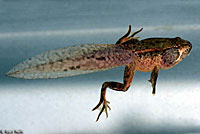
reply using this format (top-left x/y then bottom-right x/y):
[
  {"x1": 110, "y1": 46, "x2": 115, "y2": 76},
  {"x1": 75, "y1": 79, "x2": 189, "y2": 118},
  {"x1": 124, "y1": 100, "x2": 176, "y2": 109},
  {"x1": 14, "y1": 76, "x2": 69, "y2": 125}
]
[{"x1": 6, "y1": 44, "x2": 133, "y2": 79}]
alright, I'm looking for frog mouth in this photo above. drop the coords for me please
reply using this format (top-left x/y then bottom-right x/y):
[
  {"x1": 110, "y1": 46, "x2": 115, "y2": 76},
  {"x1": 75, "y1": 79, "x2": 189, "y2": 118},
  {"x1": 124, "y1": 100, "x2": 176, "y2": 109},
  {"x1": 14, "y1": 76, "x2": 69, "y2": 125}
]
[
  {"x1": 187, "y1": 46, "x2": 192, "y2": 56},
  {"x1": 178, "y1": 47, "x2": 191, "y2": 60},
  {"x1": 186, "y1": 41, "x2": 192, "y2": 55},
  {"x1": 175, "y1": 50, "x2": 183, "y2": 62},
  {"x1": 179, "y1": 41, "x2": 192, "y2": 59}
]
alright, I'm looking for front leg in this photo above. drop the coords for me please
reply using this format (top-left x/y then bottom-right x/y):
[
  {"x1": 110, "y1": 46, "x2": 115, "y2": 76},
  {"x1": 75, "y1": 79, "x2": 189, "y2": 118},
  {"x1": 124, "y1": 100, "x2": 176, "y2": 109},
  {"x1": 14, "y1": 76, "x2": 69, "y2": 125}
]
[
  {"x1": 148, "y1": 66, "x2": 159, "y2": 95},
  {"x1": 92, "y1": 62, "x2": 135, "y2": 121}
]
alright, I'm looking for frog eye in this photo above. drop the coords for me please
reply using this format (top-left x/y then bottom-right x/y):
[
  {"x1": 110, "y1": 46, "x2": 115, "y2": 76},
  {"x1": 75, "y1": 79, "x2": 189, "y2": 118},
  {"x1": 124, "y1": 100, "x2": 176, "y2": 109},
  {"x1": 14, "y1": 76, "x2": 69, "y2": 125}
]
[{"x1": 175, "y1": 37, "x2": 181, "y2": 40}]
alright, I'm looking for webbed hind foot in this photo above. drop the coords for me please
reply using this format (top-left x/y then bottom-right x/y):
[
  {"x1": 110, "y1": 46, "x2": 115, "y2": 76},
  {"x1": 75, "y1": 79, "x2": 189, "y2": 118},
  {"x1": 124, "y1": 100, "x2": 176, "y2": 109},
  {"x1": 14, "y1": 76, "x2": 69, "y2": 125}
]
[
  {"x1": 116, "y1": 25, "x2": 143, "y2": 44},
  {"x1": 92, "y1": 99, "x2": 111, "y2": 122}
]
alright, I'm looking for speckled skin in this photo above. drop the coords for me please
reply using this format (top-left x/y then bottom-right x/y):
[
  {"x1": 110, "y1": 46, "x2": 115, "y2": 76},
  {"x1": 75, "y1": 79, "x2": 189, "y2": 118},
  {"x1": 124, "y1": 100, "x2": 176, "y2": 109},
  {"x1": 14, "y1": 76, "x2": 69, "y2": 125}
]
[
  {"x1": 92, "y1": 26, "x2": 192, "y2": 121},
  {"x1": 6, "y1": 25, "x2": 192, "y2": 122},
  {"x1": 6, "y1": 44, "x2": 133, "y2": 79}
]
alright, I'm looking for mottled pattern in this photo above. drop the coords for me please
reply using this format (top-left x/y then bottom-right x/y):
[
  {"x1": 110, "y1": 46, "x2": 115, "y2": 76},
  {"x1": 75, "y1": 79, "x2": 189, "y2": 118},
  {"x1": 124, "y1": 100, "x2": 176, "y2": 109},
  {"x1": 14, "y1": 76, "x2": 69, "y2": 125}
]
[
  {"x1": 161, "y1": 48, "x2": 180, "y2": 68},
  {"x1": 6, "y1": 36, "x2": 192, "y2": 79},
  {"x1": 6, "y1": 26, "x2": 192, "y2": 122},
  {"x1": 6, "y1": 44, "x2": 132, "y2": 79},
  {"x1": 134, "y1": 50, "x2": 160, "y2": 72},
  {"x1": 91, "y1": 33, "x2": 192, "y2": 121},
  {"x1": 8, "y1": 70, "x2": 99, "y2": 79}
]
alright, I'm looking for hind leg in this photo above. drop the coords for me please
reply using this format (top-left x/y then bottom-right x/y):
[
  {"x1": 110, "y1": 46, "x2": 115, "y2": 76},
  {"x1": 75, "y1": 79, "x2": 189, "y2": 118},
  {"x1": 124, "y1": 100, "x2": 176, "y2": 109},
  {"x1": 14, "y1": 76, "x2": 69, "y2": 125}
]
[
  {"x1": 116, "y1": 25, "x2": 143, "y2": 44},
  {"x1": 116, "y1": 25, "x2": 131, "y2": 44},
  {"x1": 92, "y1": 62, "x2": 135, "y2": 121}
]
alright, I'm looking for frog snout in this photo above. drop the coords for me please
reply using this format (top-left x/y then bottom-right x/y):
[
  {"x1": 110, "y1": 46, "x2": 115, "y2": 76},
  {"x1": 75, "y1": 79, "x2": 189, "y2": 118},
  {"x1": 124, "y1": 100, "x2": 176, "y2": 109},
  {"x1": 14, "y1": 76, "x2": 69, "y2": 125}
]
[
  {"x1": 181, "y1": 41, "x2": 192, "y2": 58},
  {"x1": 189, "y1": 41, "x2": 192, "y2": 50},
  {"x1": 186, "y1": 41, "x2": 192, "y2": 54}
]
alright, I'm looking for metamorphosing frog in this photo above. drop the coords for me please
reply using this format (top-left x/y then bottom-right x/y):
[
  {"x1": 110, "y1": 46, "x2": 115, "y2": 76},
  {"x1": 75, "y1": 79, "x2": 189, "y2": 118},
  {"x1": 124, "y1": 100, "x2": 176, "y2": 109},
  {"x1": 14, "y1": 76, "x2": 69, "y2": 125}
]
[{"x1": 6, "y1": 25, "x2": 192, "y2": 121}]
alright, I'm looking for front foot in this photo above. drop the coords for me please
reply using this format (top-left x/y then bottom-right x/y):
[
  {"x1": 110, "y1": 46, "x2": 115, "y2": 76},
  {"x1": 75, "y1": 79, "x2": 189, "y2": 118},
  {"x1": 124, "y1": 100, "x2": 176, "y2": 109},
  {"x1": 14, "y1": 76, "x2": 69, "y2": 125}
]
[
  {"x1": 92, "y1": 100, "x2": 111, "y2": 122},
  {"x1": 148, "y1": 79, "x2": 156, "y2": 95}
]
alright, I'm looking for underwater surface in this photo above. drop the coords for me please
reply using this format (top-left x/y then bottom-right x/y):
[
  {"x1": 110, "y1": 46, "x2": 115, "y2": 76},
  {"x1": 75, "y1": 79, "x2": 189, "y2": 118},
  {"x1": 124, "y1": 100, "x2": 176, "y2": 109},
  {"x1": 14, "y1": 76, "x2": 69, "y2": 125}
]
[{"x1": 0, "y1": 0, "x2": 200, "y2": 134}]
